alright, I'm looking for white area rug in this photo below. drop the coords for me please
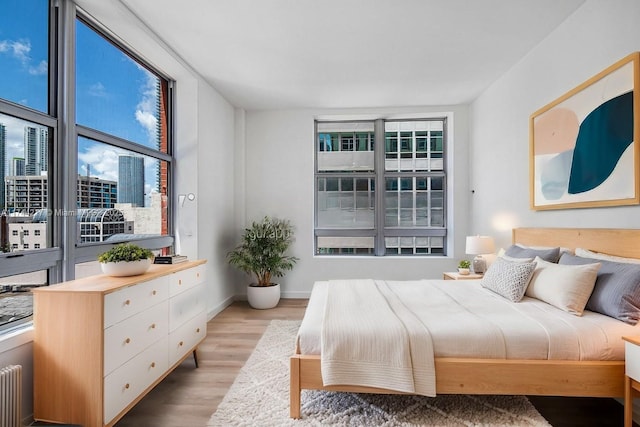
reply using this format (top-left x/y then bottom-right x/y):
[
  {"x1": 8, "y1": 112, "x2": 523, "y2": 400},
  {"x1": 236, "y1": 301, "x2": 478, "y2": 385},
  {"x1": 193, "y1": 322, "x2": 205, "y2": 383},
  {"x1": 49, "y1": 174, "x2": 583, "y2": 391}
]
[{"x1": 207, "y1": 320, "x2": 552, "y2": 426}]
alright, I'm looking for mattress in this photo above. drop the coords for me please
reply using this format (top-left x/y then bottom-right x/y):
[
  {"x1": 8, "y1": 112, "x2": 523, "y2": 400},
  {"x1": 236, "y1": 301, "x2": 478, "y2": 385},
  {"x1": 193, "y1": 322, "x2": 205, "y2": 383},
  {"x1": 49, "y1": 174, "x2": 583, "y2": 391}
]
[{"x1": 297, "y1": 279, "x2": 639, "y2": 361}]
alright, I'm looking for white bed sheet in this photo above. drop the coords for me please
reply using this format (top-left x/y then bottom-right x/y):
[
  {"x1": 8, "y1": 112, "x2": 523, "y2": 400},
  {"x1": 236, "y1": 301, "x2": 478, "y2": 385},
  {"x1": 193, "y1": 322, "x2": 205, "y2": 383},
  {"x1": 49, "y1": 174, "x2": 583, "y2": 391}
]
[{"x1": 297, "y1": 279, "x2": 640, "y2": 361}]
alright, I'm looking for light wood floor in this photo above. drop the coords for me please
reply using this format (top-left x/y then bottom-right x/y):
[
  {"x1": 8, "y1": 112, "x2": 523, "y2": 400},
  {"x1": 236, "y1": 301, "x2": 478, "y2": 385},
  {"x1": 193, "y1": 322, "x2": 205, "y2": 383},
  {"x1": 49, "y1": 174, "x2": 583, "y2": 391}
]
[{"x1": 111, "y1": 299, "x2": 632, "y2": 427}]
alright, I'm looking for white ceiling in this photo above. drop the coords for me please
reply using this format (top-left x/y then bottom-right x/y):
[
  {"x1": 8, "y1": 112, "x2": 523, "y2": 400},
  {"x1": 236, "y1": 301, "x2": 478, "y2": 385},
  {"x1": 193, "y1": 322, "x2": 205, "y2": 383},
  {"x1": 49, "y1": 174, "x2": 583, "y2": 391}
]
[{"x1": 120, "y1": 0, "x2": 585, "y2": 110}]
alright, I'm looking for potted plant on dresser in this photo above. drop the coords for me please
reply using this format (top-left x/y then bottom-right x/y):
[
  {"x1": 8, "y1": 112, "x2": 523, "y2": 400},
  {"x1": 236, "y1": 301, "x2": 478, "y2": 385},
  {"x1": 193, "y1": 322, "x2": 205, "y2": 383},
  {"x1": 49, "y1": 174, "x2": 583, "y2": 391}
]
[
  {"x1": 227, "y1": 216, "x2": 298, "y2": 309},
  {"x1": 98, "y1": 242, "x2": 154, "y2": 277}
]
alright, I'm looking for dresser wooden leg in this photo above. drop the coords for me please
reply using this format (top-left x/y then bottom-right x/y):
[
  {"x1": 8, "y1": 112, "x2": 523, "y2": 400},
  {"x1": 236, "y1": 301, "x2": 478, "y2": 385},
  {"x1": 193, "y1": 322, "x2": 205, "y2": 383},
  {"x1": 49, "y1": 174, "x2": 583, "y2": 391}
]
[{"x1": 193, "y1": 349, "x2": 199, "y2": 368}]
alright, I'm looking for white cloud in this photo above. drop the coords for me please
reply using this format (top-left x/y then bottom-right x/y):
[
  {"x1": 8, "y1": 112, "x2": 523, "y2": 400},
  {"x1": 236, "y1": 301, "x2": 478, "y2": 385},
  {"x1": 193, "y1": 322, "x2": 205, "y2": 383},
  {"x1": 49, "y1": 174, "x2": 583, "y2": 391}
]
[
  {"x1": 77, "y1": 145, "x2": 122, "y2": 182},
  {"x1": 0, "y1": 39, "x2": 31, "y2": 65},
  {"x1": 88, "y1": 82, "x2": 108, "y2": 98},
  {"x1": 28, "y1": 60, "x2": 47, "y2": 76},
  {"x1": 135, "y1": 68, "x2": 159, "y2": 146},
  {"x1": 0, "y1": 38, "x2": 48, "y2": 77}
]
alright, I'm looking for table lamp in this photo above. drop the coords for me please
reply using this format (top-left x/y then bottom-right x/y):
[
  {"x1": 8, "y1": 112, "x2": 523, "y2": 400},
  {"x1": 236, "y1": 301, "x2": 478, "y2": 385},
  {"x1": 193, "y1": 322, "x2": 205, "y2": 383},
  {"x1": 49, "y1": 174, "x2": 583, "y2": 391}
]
[{"x1": 465, "y1": 235, "x2": 495, "y2": 274}]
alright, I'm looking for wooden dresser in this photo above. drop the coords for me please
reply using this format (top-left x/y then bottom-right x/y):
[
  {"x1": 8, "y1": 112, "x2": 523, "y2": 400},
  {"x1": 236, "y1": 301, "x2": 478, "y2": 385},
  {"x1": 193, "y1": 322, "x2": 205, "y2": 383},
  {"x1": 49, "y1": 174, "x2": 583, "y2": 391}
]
[{"x1": 33, "y1": 260, "x2": 207, "y2": 427}]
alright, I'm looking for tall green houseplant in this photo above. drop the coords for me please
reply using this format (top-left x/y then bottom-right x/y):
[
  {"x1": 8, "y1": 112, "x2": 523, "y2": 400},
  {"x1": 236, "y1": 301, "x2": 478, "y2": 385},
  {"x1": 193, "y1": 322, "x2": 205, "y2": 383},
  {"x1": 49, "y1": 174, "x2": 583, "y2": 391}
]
[{"x1": 227, "y1": 216, "x2": 298, "y2": 287}]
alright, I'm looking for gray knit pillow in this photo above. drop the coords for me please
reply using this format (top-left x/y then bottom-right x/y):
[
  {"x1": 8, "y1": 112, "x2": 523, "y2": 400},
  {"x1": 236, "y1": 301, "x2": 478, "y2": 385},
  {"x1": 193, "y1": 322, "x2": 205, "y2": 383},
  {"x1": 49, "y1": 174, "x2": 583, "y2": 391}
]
[{"x1": 481, "y1": 257, "x2": 537, "y2": 302}]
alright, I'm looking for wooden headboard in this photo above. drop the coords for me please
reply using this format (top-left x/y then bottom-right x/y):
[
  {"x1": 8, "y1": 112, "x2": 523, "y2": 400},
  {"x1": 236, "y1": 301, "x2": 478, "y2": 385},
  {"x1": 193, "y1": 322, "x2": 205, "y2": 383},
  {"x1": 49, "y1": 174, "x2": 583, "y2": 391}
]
[{"x1": 512, "y1": 228, "x2": 640, "y2": 259}]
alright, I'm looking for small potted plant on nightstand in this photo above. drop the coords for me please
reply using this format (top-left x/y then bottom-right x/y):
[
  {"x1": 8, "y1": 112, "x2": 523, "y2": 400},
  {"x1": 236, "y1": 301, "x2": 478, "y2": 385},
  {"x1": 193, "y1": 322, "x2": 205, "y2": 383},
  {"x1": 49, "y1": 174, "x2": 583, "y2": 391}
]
[
  {"x1": 98, "y1": 243, "x2": 154, "y2": 277},
  {"x1": 458, "y1": 259, "x2": 471, "y2": 275}
]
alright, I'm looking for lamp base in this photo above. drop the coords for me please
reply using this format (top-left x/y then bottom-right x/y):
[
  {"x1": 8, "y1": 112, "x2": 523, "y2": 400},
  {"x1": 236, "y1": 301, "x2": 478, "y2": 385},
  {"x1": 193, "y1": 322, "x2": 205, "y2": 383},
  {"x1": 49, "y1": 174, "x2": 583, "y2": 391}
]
[{"x1": 472, "y1": 256, "x2": 487, "y2": 274}]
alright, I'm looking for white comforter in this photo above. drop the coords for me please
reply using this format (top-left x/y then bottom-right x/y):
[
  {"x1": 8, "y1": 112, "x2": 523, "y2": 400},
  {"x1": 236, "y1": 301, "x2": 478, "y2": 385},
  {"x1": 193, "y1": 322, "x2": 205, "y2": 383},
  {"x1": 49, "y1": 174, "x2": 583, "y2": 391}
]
[
  {"x1": 321, "y1": 279, "x2": 436, "y2": 396},
  {"x1": 298, "y1": 279, "x2": 639, "y2": 393}
]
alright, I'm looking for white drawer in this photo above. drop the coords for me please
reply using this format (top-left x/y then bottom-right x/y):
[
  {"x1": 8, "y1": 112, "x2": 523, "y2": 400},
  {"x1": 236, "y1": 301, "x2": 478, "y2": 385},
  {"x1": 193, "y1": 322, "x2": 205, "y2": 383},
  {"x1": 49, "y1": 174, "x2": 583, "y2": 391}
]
[
  {"x1": 169, "y1": 284, "x2": 206, "y2": 332},
  {"x1": 168, "y1": 311, "x2": 207, "y2": 366},
  {"x1": 104, "y1": 277, "x2": 169, "y2": 328},
  {"x1": 169, "y1": 264, "x2": 205, "y2": 297},
  {"x1": 626, "y1": 341, "x2": 640, "y2": 380},
  {"x1": 104, "y1": 337, "x2": 168, "y2": 424},
  {"x1": 104, "y1": 301, "x2": 169, "y2": 376}
]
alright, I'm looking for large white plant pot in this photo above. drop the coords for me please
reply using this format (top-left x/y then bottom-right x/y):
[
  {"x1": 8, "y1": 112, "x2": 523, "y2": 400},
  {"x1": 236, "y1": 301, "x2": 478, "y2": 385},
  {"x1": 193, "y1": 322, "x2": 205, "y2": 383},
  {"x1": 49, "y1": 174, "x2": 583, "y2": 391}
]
[
  {"x1": 100, "y1": 258, "x2": 152, "y2": 277},
  {"x1": 247, "y1": 283, "x2": 281, "y2": 309}
]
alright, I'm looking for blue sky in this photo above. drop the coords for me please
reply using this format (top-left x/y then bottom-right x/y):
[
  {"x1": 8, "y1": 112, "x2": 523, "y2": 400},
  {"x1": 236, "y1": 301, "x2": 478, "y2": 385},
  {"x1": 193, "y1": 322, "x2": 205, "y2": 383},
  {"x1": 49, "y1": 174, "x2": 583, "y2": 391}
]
[{"x1": 0, "y1": 0, "x2": 161, "y2": 204}]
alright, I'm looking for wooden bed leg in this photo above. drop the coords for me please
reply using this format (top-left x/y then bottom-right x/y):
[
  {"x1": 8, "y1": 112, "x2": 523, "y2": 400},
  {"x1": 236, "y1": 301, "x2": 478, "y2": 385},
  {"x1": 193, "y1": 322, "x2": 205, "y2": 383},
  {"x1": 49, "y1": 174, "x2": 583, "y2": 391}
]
[
  {"x1": 290, "y1": 356, "x2": 301, "y2": 419},
  {"x1": 625, "y1": 376, "x2": 634, "y2": 427}
]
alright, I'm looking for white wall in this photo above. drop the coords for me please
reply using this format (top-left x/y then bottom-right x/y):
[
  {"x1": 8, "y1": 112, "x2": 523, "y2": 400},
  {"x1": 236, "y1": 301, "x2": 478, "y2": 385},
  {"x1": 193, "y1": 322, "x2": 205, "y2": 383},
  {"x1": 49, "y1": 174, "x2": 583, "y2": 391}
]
[
  {"x1": 469, "y1": 0, "x2": 640, "y2": 250},
  {"x1": 243, "y1": 106, "x2": 471, "y2": 298}
]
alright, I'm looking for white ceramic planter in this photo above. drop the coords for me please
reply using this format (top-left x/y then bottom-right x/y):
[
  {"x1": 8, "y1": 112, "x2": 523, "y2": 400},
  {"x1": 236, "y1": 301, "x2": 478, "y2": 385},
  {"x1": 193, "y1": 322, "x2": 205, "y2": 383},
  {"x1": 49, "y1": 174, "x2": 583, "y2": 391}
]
[
  {"x1": 457, "y1": 267, "x2": 470, "y2": 275},
  {"x1": 100, "y1": 258, "x2": 152, "y2": 277},
  {"x1": 247, "y1": 283, "x2": 281, "y2": 309}
]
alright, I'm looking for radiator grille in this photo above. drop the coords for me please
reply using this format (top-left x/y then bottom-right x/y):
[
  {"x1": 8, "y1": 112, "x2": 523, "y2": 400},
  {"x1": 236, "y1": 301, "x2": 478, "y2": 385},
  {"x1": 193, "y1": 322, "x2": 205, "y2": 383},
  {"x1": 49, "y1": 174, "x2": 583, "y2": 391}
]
[{"x1": 0, "y1": 365, "x2": 22, "y2": 427}]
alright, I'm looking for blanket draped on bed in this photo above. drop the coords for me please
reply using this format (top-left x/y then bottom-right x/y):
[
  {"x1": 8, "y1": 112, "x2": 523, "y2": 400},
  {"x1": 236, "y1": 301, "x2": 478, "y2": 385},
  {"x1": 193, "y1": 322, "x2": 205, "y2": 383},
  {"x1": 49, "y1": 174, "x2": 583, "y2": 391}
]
[{"x1": 320, "y1": 279, "x2": 436, "y2": 396}]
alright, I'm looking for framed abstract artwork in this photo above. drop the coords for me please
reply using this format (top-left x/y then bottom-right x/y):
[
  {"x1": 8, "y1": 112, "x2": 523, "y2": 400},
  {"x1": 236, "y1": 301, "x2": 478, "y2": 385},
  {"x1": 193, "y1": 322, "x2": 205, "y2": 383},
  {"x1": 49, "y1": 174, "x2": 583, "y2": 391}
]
[{"x1": 530, "y1": 52, "x2": 640, "y2": 210}]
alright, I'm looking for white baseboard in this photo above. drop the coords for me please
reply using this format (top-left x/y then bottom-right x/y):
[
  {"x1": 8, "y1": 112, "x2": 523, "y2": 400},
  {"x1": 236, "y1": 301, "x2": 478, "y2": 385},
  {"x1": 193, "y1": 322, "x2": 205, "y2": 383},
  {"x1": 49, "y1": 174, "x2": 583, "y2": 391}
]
[{"x1": 207, "y1": 295, "x2": 235, "y2": 321}]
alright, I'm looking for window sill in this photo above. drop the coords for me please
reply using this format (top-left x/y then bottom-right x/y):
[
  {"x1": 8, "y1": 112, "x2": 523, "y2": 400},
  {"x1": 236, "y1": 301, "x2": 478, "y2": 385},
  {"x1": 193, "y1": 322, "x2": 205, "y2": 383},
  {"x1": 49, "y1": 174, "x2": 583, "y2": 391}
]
[{"x1": 0, "y1": 323, "x2": 34, "y2": 354}]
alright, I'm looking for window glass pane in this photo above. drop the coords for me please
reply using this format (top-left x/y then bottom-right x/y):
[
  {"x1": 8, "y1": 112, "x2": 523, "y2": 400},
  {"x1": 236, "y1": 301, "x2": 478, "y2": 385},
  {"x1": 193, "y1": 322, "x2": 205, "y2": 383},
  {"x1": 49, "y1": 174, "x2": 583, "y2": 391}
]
[
  {"x1": 385, "y1": 120, "x2": 444, "y2": 172},
  {"x1": 1, "y1": 113, "x2": 52, "y2": 251},
  {"x1": 76, "y1": 137, "x2": 169, "y2": 244},
  {"x1": 317, "y1": 122, "x2": 374, "y2": 172},
  {"x1": 0, "y1": 0, "x2": 49, "y2": 113},
  {"x1": 0, "y1": 270, "x2": 47, "y2": 331},
  {"x1": 317, "y1": 177, "x2": 374, "y2": 229},
  {"x1": 385, "y1": 132, "x2": 398, "y2": 159},
  {"x1": 317, "y1": 236, "x2": 374, "y2": 255},
  {"x1": 385, "y1": 236, "x2": 443, "y2": 255},
  {"x1": 76, "y1": 19, "x2": 167, "y2": 151}
]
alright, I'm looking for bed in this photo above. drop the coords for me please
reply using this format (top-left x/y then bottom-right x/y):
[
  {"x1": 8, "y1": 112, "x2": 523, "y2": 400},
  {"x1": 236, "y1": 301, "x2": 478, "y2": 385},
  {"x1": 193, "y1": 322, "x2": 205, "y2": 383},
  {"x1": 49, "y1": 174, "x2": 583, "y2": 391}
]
[{"x1": 289, "y1": 227, "x2": 640, "y2": 418}]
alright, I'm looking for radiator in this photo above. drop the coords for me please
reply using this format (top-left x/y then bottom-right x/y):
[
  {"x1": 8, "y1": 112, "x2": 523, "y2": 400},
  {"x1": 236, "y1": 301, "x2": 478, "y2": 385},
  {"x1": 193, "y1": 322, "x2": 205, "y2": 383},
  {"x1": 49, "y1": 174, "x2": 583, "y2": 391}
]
[{"x1": 0, "y1": 365, "x2": 22, "y2": 427}]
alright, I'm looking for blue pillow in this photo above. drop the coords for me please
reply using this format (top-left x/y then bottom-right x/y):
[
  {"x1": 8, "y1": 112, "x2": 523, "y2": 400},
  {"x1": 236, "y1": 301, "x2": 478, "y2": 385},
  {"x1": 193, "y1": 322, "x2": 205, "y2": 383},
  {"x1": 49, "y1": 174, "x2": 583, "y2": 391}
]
[
  {"x1": 559, "y1": 253, "x2": 640, "y2": 324},
  {"x1": 505, "y1": 245, "x2": 561, "y2": 263}
]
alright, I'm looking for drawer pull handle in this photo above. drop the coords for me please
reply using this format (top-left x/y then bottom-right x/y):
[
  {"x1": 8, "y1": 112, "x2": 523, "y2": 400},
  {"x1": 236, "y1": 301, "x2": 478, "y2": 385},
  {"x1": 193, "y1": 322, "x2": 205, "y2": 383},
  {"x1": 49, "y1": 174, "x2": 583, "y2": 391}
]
[
  {"x1": 150, "y1": 362, "x2": 156, "y2": 368},
  {"x1": 178, "y1": 279, "x2": 182, "y2": 285},
  {"x1": 150, "y1": 323, "x2": 156, "y2": 329},
  {"x1": 196, "y1": 328, "x2": 200, "y2": 333},
  {"x1": 125, "y1": 383, "x2": 130, "y2": 390},
  {"x1": 152, "y1": 290, "x2": 157, "y2": 295},
  {"x1": 179, "y1": 341, "x2": 184, "y2": 347},
  {"x1": 124, "y1": 299, "x2": 131, "y2": 306},
  {"x1": 125, "y1": 338, "x2": 131, "y2": 344}
]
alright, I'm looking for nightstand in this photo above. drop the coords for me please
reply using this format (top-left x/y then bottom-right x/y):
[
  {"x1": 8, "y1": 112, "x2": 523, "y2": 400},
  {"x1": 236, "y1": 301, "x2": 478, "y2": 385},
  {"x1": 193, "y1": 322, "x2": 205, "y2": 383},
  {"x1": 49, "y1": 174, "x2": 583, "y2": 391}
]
[
  {"x1": 443, "y1": 272, "x2": 483, "y2": 280},
  {"x1": 623, "y1": 336, "x2": 640, "y2": 427}
]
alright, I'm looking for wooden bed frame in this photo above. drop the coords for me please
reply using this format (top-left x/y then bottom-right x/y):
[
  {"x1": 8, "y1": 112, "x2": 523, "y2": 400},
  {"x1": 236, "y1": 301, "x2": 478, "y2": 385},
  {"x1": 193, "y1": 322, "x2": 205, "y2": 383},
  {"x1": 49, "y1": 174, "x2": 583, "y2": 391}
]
[{"x1": 290, "y1": 227, "x2": 640, "y2": 418}]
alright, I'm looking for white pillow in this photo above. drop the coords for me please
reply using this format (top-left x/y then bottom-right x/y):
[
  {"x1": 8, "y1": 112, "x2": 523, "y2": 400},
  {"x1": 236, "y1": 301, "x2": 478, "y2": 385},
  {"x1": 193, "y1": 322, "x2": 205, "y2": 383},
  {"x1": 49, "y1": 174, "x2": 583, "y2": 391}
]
[
  {"x1": 525, "y1": 256, "x2": 601, "y2": 315},
  {"x1": 575, "y1": 247, "x2": 640, "y2": 265},
  {"x1": 480, "y1": 258, "x2": 537, "y2": 302},
  {"x1": 500, "y1": 254, "x2": 534, "y2": 263}
]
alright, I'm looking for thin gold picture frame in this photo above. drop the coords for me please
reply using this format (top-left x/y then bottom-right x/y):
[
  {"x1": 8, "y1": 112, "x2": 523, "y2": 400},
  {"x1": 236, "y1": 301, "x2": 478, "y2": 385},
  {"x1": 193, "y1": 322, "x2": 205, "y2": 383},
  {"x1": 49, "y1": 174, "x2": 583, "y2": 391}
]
[{"x1": 529, "y1": 52, "x2": 640, "y2": 211}]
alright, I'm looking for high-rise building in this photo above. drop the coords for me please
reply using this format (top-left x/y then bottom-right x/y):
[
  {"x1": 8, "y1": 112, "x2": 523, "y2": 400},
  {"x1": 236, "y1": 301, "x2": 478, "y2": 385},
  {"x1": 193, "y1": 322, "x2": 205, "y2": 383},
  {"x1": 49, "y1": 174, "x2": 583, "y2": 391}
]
[
  {"x1": 11, "y1": 157, "x2": 25, "y2": 176},
  {"x1": 0, "y1": 124, "x2": 6, "y2": 210},
  {"x1": 117, "y1": 155, "x2": 144, "y2": 207},
  {"x1": 24, "y1": 126, "x2": 48, "y2": 176}
]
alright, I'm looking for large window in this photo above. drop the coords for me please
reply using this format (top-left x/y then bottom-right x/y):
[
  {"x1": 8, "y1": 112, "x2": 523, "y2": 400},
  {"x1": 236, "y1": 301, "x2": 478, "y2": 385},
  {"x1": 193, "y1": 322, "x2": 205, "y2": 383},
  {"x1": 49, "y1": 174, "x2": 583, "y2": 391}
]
[
  {"x1": 75, "y1": 18, "x2": 171, "y2": 246},
  {"x1": 315, "y1": 119, "x2": 447, "y2": 256},
  {"x1": 0, "y1": 0, "x2": 175, "y2": 333}
]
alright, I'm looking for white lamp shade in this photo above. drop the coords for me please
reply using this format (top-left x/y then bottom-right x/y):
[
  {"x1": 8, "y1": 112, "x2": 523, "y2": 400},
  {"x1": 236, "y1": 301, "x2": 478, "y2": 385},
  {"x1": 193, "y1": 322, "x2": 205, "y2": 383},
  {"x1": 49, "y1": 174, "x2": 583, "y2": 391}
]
[{"x1": 465, "y1": 235, "x2": 495, "y2": 255}]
